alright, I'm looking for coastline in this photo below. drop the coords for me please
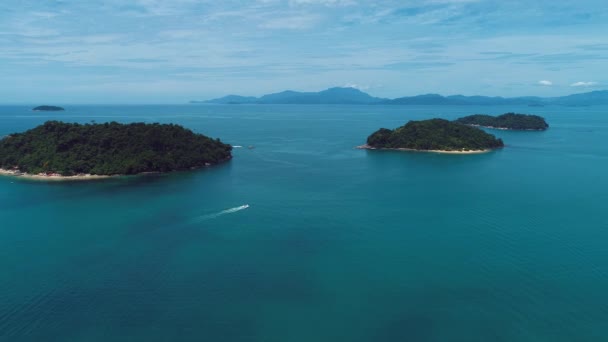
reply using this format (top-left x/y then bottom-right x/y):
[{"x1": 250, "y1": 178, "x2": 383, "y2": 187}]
[
  {"x1": 0, "y1": 157, "x2": 232, "y2": 182},
  {"x1": 467, "y1": 124, "x2": 546, "y2": 131},
  {"x1": 356, "y1": 144, "x2": 492, "y2": 154},
  {"x1": 0, "y1": 168, "x2": 112, "y2": 181}
]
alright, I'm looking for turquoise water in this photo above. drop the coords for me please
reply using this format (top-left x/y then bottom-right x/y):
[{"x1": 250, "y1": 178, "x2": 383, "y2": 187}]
[{"x1": 1, "y1": 104, "x2": 607, "y2": 341}]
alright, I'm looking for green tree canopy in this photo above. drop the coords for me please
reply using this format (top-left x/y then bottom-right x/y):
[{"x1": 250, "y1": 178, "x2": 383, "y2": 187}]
[
  {"x1": 33, "y1": 105, "x2": 65, "y2": 111},
  {"x1": 0, "y1": 121, "x2": 232, "y2": 176},
  {"x1": 367, "y1": 119, "x2": 504, "y2": 151},
  {"x1": 455, "y1": 113, "x2": 548, "y2": 130}
]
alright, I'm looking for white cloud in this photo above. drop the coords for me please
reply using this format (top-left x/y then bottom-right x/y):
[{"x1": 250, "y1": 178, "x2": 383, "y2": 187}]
[
  {"x1": 30, "y1": 11, "x2": 62, "y2": 19},
  {"x1": 570, "y1": 81, "x2": 597, "y2": 87},
  {"x1": 343, "y1": 83, "x2": 369, "y2": 90},
  {"x1": 538, "y1": 80, "x2": 553, "y2": 86}
]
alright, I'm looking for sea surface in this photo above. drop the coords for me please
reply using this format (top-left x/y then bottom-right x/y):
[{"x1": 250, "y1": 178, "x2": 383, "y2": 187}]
[{"x1": 1, "y1": 104, "x2": 607, "y2": 341}]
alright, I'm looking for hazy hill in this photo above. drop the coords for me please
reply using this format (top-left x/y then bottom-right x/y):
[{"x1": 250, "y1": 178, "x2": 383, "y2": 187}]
[
  {"x1": 196, "y1": 87, "x2": 385, "y2": 104},
  {"x1": 547, "y1": 90, "x2": 608, "y2": 106},
  {"x1": 386, "y1": 94, "x2": 544, "y2": 105},
  {"x1": 191, "y1": 95, "x2": 257, "y2": 104},
  {"x1": 194, "y1": 88, "x2": 608, "y2": 106}
]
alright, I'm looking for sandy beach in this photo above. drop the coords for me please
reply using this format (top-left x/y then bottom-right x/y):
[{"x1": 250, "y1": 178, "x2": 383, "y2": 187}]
[
  {"x1": 0, "y1": 168, "x2": 112, "y2": 181},
  {"x1": 356, "y1": 144, "x2": 492, "y2": 154}
]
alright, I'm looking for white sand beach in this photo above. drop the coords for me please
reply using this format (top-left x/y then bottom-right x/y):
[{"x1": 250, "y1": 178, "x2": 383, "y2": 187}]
[
  {"x1": 356, "y1": 144, "x2": 492, "y2": 154},
  {"x1": 0, "y1": 168, "x2": 111, "y2": 181}
]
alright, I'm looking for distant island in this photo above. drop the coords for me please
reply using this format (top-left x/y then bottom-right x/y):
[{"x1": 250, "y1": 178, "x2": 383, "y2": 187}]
[
  {"x1": 193, "y1": 87, "x2": 608, "y2": 106},
  {"x1": 455, "y1": 113, "x2": 549, "y2": 130},
  {"x1": 33, "y1": 105, "x2": 65, "y2": 111},
  {"x1": 359, "y1": 119, "x2": 504, "y2": 154},
  {"x1": 0, "y1": 121, "x2": 232, "y2": 180}
]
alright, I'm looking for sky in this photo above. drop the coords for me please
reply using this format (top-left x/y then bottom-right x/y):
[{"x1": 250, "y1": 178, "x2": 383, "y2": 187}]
[{"x1": 1, "y1": 0, "x2": 607, "y2": 104}]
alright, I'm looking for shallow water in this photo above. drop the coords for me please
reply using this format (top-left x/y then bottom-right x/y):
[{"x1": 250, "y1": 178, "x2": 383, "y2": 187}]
[{"x1": 1, "y1": 104, "x2": 607, "y2": 341}]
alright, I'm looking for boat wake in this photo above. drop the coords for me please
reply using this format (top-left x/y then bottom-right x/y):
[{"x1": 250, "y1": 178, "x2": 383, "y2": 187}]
[{"x1": 192, "y1": 204, "x2": 249, "y2": 222}]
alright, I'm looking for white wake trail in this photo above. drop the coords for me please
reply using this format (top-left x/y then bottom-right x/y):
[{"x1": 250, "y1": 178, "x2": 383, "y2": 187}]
[{"x1": 192, "y1": 204, "x2": 249, "y2": 222}]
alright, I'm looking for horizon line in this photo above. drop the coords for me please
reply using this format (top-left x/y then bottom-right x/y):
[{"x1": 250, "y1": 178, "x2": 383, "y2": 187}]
[
  {"x1": 1, "y1": 87, "x2": 606, "y2": 106},
  {"x1": 196, "y1": 86, "x2": 607, "y2": 101}
]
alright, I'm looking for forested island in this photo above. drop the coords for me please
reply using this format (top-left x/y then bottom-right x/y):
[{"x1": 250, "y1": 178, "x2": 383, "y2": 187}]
[
  {"x1": 33, "y1": 105, "x2": 65, "y2": 111},
  {"x1": 455, "y1": 113, "x2": 548, "y2": 130},
  {"x1": 359, "y1": 119, "x2": 504, "y2": 153},
  {"x1": 0, "y1": 121, "x2": 232, "y2": 179}
]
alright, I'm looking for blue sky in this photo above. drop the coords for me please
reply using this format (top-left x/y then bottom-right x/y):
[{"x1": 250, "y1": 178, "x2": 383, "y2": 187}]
[{"x1": 1, "y1": 0, "x2": 607, "y2": 103}]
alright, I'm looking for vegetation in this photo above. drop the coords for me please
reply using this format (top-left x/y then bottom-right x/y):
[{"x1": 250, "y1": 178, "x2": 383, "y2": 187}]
[
  {"x1": 366, "y1": 119, "x2": 504, "y2": 151},
  {"x1": 0, "y1": 121, "x2": 232, "y2": 176},
  {"x1": 455, "y1": 113, "x2": 548, "y2": 130},
  {"x1": 33, "y1": 105, "x2": 65, "y2": 111}
]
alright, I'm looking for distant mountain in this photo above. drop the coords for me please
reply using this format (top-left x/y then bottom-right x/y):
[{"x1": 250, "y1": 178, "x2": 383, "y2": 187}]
[
  {"x1": 386, "y1": 94, "x2": 544, "y2": 105},
  {"x1": 260, "y1": 87, "x2": 384, "y2": 104},
  {"x1": 193, "y1": 88, "x2": 608, "y2": 106},
  {"x1": 191, "y1": 95, "x2": 257, "y2": 104},
  {"x1": 386, "y1": 94, "x2": 457, "y2": 105},
  {"x1": 547, "y1": 90, "x2": 608, "y2": 106},
  {"x1": 195, "y1": 87, "x2": 385, "y2": 105}
]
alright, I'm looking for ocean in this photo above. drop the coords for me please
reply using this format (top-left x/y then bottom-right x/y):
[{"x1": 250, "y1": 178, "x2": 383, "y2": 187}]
[{"x1": 1, "y1": 104, "x2": 607, "y2": 341}]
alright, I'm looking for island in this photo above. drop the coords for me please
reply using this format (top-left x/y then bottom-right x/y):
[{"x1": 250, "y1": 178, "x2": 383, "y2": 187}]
[
  {"x1": 0, "y1": 121, "x2": 232, "y2": 180},
  {"x1": 33, "y1": 105, "x2": 65, "y2": 111},
  {"x1": 454, "y1": 113, "x2": 548, "y2": 130},
  {"x1": 358, "y1": 119, "x2": 504, "y2": 153}
]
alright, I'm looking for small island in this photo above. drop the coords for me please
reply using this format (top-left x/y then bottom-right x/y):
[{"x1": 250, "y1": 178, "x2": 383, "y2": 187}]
[
  {"x1": 454, "y1": 113, "x2": 548, "y2": 130},
  {"x1": 33, "y1": 105, "x2": 65, "y2": 111},
  {"x1": 0, "y1": 121, "x2": 232, "y2": 180},
  {"x1": 359, "y1": 118, "x2": 504, "y2": 153}
]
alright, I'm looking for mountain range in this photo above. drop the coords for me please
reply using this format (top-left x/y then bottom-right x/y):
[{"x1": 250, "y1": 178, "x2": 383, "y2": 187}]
[{"x1": 191, "y1": 87, "x2": 608, "y2": 106}]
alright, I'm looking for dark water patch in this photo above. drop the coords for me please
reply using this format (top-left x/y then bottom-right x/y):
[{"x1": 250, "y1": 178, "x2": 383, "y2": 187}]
[{"x1": 375, "y1": 314, "x2": 437, "y2": 342}]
